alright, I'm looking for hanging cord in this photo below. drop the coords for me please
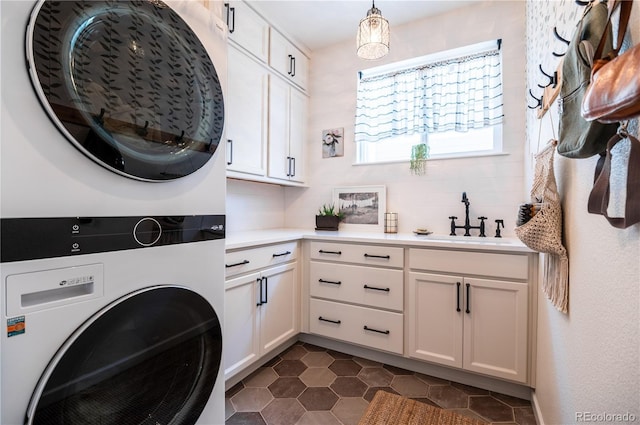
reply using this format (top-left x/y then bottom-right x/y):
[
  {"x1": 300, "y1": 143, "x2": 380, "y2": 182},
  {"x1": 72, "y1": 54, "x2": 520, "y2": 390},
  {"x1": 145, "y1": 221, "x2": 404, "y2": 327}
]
[{"x1": 536, "y1": 107, "x2": 558, "y2": 153}]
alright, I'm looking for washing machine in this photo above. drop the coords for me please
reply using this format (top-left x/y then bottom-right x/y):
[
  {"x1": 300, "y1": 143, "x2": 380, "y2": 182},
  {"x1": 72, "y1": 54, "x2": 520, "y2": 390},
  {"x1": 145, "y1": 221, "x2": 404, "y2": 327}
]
[{"x1": 1, "y1": 0, "x2": 228, "y2": 424}]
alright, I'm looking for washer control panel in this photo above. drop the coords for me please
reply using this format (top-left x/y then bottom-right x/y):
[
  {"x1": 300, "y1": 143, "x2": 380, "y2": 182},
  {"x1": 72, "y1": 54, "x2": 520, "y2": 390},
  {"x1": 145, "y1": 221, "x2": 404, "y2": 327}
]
[{"x1": 1, "y1": 215, "x2": 225, "y2": 262}]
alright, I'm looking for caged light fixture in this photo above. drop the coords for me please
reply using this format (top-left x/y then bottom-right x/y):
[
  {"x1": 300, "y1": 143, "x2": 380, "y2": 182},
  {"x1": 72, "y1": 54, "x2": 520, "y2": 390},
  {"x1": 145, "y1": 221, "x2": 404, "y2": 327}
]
[{"x1": 356, "y1": 0, "x2": 390, "y2": 60}]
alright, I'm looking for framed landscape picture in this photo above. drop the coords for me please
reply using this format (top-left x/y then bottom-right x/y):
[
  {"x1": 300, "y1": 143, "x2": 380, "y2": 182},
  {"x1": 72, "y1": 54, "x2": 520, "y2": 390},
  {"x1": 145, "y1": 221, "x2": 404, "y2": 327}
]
[{"x1": 333, "y1": 185, "x2": 386, "y2": 231}]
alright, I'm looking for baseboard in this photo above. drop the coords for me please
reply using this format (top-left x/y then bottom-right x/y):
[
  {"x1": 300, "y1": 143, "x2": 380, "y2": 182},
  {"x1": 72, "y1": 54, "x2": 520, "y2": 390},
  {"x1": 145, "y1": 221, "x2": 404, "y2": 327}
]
[{"x1": 531, "y1": 390, "x2": 545, "y2": 425}]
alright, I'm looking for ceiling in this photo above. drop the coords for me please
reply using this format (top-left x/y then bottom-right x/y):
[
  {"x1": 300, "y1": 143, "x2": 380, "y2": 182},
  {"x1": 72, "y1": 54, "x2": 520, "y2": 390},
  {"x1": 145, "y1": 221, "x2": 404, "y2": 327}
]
[{"x1": 247, "y1": 1, "x2": 475, "y2": 52}]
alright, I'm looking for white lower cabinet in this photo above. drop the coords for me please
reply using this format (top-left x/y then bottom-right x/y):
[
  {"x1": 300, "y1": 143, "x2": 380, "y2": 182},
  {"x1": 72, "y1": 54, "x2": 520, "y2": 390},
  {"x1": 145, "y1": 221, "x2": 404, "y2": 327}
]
[
  {"x1": 224, "y1": 244, "x2": 298, "y2": 381},
  {"x1": 307, "y1": 241, "x2": 404, "y2": 355},
  {"x1": 408, "y1": 249, "x2": 531, "y2": 384}
]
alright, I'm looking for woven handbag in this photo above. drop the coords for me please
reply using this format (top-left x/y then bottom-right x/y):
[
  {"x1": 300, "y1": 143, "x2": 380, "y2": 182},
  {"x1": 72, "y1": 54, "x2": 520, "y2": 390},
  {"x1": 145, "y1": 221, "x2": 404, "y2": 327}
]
[{"x1": 515, "y1": 140, "x2": 569, "y2": 313}]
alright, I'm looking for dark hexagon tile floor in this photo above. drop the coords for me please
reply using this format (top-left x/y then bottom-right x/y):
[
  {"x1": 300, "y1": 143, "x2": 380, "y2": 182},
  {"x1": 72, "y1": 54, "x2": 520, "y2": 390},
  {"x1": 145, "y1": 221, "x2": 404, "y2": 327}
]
[{"x1": 226, "y1": 342, "x2": 537, "y2": 425}]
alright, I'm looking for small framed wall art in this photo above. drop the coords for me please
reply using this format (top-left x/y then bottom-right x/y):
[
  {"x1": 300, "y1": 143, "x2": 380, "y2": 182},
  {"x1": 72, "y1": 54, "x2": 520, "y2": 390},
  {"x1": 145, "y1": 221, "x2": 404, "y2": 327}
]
[
  {"x1": 322, "y1": 128, "x2": 344, "y2": 158},
  {"x1": 333, "y1": 185, "x2": 386, "y2": 231}
]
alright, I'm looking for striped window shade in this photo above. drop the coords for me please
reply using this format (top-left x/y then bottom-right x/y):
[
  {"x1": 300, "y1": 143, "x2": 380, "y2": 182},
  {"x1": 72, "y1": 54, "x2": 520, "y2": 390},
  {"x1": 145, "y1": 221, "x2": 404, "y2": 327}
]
[{"x1": 355, "y1": 46, "x2": 503, "y2": 144}]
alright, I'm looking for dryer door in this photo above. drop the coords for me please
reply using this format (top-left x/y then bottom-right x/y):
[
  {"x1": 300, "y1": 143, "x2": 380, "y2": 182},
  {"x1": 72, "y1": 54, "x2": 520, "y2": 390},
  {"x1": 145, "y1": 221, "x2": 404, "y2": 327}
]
[
  {"x1": 27, "y1": 0, "x2": 224, "y2": 181},
  {"x1": 26, "y1": 286, "x2": 222, "y2": 425}
]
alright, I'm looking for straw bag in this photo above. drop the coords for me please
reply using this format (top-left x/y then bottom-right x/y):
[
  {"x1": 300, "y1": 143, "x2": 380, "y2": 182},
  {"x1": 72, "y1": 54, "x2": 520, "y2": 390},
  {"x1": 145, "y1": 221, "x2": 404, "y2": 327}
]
[{"x1": 515, "y1": 140, "x2": 569, "y2": 313}]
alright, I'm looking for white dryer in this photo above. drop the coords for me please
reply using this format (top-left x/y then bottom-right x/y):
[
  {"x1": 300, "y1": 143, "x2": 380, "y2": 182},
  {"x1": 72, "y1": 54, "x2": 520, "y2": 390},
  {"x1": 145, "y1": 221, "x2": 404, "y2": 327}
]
[{"x1": 1, "y1": 0, "x2": 228, "y2": 424}]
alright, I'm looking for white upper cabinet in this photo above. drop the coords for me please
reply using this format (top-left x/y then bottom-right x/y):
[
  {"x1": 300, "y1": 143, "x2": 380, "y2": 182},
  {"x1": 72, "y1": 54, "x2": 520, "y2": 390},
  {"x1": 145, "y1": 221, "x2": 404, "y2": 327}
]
[
  {"x1": 224, "y1": 1, "x2": 269, "y2": 62},
  {"x1": 269, "y1": 29, "x2": 309, "y2": 92},
  {"x1": 226, "y1": 46, "x2": 268, "y2": 177}
]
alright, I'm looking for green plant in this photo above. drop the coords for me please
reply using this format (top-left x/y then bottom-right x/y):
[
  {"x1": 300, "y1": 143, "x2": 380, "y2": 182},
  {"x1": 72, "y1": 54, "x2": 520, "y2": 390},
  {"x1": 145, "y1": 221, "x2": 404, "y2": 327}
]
[
  {"x1": 410, "y1": 143, "x2": 429, "y2": 175},
  {"x1": 317, "y1": 203, "x2": 344, "y2": 220}
]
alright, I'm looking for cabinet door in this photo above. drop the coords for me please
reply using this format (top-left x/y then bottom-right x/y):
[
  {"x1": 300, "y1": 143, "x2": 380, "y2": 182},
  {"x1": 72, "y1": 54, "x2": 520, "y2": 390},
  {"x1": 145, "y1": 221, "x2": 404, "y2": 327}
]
[
  {"x1": 259, "y1": 263, "x2": 298, "y2": 354},
  {"x1": 224, "y1": 272, "x2": 260, "y2": 380},
  {"x1": 267, "y1": 75, "x2": 291, "y2": 181},
  {"x1": 225, "y1": 1, "x2": 269, "y2": 62},
  {"x1": 287, "y1": 88, "x2": 307, "y2": 183},
  {"x1": 269, "y1": 29, "x2": 308, "y2": 91},
  {"x1": 408, "y1": 272, "x2": 463, "y2": 368},
  {"x1": 226, "y1": 47, "x2": 268, "y2": 176},
  {"x1": 463, "y1": 278, "x2": 528, "y2": 383}
]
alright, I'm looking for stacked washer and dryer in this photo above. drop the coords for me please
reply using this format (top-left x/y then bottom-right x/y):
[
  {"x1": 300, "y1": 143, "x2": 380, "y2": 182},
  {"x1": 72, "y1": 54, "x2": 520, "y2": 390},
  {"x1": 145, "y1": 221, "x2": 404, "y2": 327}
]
[{"x1": 1, "y1": 1, "x2": 227, "y2": 424}]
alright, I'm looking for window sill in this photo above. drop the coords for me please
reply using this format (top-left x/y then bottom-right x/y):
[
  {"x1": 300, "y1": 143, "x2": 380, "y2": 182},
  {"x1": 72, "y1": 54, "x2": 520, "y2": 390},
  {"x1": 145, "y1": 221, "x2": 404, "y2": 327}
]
[{"x1": 353, "y1": 151, "x2": 510, "y2": 166}]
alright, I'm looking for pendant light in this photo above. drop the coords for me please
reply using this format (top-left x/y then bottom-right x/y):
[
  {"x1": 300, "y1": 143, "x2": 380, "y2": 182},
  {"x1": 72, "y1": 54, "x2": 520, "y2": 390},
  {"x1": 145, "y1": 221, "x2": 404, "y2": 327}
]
[{"x1": 356, "y1": 0, "x2": 390, "y2": 60}]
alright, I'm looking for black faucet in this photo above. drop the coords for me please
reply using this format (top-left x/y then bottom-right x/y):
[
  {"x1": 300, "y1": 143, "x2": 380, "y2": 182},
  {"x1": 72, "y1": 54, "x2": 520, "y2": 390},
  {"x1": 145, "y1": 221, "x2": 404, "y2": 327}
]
[{"x1": 449, "y1": 192, "x2": 486, "y2": 237}]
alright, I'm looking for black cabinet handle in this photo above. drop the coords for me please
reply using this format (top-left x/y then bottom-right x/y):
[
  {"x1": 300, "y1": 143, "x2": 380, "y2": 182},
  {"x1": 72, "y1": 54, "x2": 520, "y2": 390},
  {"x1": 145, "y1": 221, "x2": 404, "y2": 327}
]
[
  {"x1": 465, "y1": 283, "x2": 471, "y2": 314},
  {"x1": 227, "y1": 139, "x2": 233, "y2": 165},
  {"x1": 363, "y1": 284, "x2": 390, "y2": 292},
  {"x1": 263, "y1": 276, "x2": 268, "y2": 304},
  {"x1": 272, "y1": 251, "x2": 291, "y2": 257},
  {"x1": 291, "y1": 157, "x2": 296, "y2": 177},
  {"x1": 318, "y1": 316, "x2": 341, "y2": 324},
  {"x1": 286, "y1": 156, "x2": 291, "y2": 176},
  {"x1": 225, "y1": 4, "x2": 235, "y2": 33},
  {"x1": 456, "y1": 282, "x2": 461, "y2": 312},
  {"x1": 363, "y1": 326, "x2": 390, "y2": 335},
  {"x1": 319, "y1": 279, "x2": 342, "y2": 285},
  {"x1": 288, "y1": 54, "x2": 294, "y2": 75},
  {"x1": 364, "y1": 254, "x2": 391, "y2": 259},
  {"x1": 226, "y1": 260, "x2": 249, "y2": 268},
  {"x1": 291, "y1": 56, "x2": 296, "y2": 77},
  {"x1": 256, "y1": 277, "x2": 263, "y2": 306},
  {"x1": 318, "y1": 250, "x2": 342, "y2": 255}
]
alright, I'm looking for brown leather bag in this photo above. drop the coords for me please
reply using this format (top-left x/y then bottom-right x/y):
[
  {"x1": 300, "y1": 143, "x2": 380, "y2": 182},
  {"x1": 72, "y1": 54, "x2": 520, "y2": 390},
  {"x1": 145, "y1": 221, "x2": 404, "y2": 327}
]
[{"x1": 582, "y1": 0, "x2": 640, "y2": 123}]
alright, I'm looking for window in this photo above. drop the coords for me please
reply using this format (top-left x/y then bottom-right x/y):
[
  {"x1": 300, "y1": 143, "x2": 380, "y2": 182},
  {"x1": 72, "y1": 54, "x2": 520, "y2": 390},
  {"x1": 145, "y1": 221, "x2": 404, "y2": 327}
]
[{"x1": 355, "y1": 40, "x2": 503, "y2": 164}]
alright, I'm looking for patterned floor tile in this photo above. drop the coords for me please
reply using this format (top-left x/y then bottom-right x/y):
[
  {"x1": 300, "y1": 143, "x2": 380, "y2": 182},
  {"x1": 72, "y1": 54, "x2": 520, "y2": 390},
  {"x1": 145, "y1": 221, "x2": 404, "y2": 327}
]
[{"x1": 225, "y1": 344, "x2": 536, "y2": 425}]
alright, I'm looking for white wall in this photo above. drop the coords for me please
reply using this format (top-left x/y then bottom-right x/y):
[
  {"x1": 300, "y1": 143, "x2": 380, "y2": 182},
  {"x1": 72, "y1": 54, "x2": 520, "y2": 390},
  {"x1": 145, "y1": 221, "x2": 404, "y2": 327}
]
[
  {"x1": 526, "y1": 1, "x2": 640, "y2": 423},
  {"x1": 280, "y1": 0, "x2": 527, "y2": 236},
  {"x1": 226, "y1": 178, "x2": 286, "y2": 232}
]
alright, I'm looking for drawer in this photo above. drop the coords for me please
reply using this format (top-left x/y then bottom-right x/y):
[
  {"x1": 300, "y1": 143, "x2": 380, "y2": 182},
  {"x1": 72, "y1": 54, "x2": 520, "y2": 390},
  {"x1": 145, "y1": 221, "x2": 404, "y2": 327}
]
[
  {"x1": 309, "y1": 298, "x2": 403, "y2": 355},
  {"x1": 309, "y1": 241, "x2": 403, "y2": 268},
  {"x1": 309, "y1": 261, "x2": 403, "y2": 311},
  {"x1": 409, "y1": 248, "x2": 529, "y2": 280},
  {"x1": 225, "y1": 241, "x2": 298, "y2": 277}
]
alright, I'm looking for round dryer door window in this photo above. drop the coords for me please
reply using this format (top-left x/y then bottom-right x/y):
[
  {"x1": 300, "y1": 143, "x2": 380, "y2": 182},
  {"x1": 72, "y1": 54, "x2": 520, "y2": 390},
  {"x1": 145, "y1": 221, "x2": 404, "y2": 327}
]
[
  {"x1": 27, "y1": 0, "x2": 224, "y2": 181},
  {"x1": 26, "y1": 286, "x2": 222, "y2": 425}
]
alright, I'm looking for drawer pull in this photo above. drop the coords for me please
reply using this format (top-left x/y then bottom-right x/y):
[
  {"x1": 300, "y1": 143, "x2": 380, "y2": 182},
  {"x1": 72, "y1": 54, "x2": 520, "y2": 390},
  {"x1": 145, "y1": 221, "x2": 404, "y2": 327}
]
[
  {"x1": 363, "y1": 284, "x2": 390, "y2": 292},
  {"x1": 456, "y1": 282, "x2": 461, "y2": 312},
  {"x1": 272, "y1": 251, "x2": 292, "y2": 258},
  {"x1": 364, "y1": 254, "x2": 391, "y2": 259},
  {"x1": 466, "y1": 283, "x2": 471, "y2": 314},
  {"x1": 318, "y1": 316, "x2": 341, "y2": 325},
  {"x1": 257, "y1": 277, "x2": 263, "y2": 306},
  {"x1": 226, "y1": 260, "x2": 249, "y2": 268},
  {"x1": 319, "y1": 279, "x2": 342, "y2": 285},
  {"x1": 319, "y1": 249, "x2": 342, "y2": 255},
  {"x1": 363, "y1": 325, "x2": 390, "y2": 335}
]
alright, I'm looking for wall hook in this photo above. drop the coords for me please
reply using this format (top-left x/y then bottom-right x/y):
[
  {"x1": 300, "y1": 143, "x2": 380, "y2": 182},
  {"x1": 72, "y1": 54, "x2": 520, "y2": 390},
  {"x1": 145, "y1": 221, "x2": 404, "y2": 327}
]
[
  {"x1": 528, "y1": 89, "x2": 543, "y2": 109},
  {"x1": 552, "y1": 27, "x2": 570, "y2": 56},
  {"x1": 575, "y1": 0, "x2": 590, "y2": 6},
  {"x1": 537, "y1": 64, "x2": 558, "y2": 88}
]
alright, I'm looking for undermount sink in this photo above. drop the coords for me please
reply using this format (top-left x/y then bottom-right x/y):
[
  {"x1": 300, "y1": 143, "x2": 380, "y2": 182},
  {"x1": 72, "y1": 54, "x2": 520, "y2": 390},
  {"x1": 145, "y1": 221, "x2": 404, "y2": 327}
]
[{"x1": 419, "y1": 234, "x2": 522, "y2": 245}]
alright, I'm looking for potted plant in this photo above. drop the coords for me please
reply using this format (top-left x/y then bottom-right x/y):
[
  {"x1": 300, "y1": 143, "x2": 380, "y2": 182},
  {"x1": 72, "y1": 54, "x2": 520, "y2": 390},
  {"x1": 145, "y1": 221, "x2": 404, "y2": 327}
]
[
  {"x1": 410, "y1": 143, "x2": 429, "y2": 175},
  {"x1": 316, "y1": 203, "x2": 343, "y2": 231}
]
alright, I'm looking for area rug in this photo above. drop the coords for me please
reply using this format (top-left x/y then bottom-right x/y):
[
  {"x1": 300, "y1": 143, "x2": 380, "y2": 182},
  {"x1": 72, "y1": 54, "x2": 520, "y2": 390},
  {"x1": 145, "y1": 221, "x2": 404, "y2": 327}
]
[{"x1": 358, "y1": 390, "x2": 488, "y2": 425}]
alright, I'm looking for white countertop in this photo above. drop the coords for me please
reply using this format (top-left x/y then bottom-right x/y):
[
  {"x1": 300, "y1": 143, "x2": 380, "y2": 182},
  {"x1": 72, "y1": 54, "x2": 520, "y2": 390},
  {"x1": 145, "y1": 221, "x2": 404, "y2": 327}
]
[{"x1": 226, "y1": 228, "x2": 534, "y2": 253}]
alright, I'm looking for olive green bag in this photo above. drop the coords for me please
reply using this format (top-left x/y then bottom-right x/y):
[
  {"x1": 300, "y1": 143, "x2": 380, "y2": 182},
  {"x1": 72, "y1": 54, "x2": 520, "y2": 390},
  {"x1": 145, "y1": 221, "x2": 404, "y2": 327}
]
[{"x1": 557, "y1": 0, "x2": 618, "y2": 158}]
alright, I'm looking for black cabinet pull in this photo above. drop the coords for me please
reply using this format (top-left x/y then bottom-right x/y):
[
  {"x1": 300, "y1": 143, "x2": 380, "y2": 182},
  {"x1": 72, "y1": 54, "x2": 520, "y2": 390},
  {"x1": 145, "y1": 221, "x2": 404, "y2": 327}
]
[
  {"x1": 319, "y1": 279, "x2": 342, "y2": 285},
  {"x1": 291, "y1": 56, "x2": 296, "y2": 77},
  {"x1": 226, "y1": 260, "x2": 249, "y2": 268},
  {"x1": 456, "y1": 282, "x2": 461, "y2": 312},
  {"x1": 225, "y1": 4, "x2": 235, "y2": 33},
  {"x1": 318, "y1": 316, "x2": 341, "y2": 324},
  {"x1": 363, "y1": 284, "x2": 390, "y2": 292},
  {"x1": 364, "y1": 254, "x2": 391, "y2": 259},
  {"x1": 286, "y1": 156, "x2": 291, "y2": 176},
  {"x1": 291, "y1": 157, "x2": 296, "y2": 177},
  {"x1": 227, "y1": 139, "x2": 233, "y2": 165},
  {"x1": 465, "y1": 283, "x2": 471, "y2": 314},
  {"x1": 318, "y1": 250, "x2": 342, "y2": 255},
  {"x1": 272, "y1": 251, "x2": 291, "y2": 257},
  {"x1": 263, "y1": 276, "x2": 268, "y2": 304},
  {"x1": 256, "y1": 277, "x2": 263, "y2": 306},
  {"x1": 363, "y1": 326, "x2": 390, "y2": 335},
  {"x1": 288, "y1": 54, "x2": 294, "y2": 75}
]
